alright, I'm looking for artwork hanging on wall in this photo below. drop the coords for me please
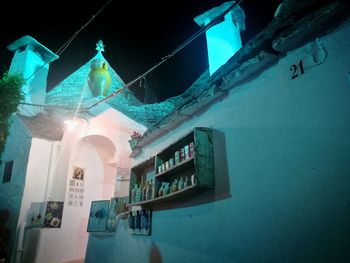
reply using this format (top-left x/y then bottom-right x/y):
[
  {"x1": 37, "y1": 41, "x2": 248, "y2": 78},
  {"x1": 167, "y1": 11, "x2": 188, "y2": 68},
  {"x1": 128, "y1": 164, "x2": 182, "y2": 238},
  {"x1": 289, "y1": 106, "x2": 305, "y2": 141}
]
[
  {"x1": 26, "y1": 202, "x2": 46, "y2": 228},
  {"x1": 73, "y1": 166, "x2": 85, "y2": 180},
  {"x1": 67, "y1": 179, "x2": 84, "y2": 207},
  {"x1": 110, "y1": 196, "x2": 128, "y2": 215},
  {"x1": 87, "y1": 200, "x2": 110, "y2": 232},
  {"x1": 43, "y1": 201, "x2": 64, "y2": 228},
  {"x1": 26, "y1": 201, "x2": 65, "y2": 229},
  {"x1": 128, "y1": 207, "x2": 152, "y2": 235},
  {"x1": 106, "y1": 196, "x2": 129, "y2": 232}
]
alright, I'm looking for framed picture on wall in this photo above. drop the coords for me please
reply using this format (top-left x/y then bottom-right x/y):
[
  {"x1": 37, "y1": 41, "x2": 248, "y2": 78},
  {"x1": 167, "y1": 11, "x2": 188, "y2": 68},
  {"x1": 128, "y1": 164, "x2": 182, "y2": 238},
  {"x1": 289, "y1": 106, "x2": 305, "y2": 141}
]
[
  {"x1": 106, "y1": 196, "x2": 129, "y2": 232},
  {"x1": 107, "y1": 196, "x2": 129, "y2": 232},
  {"x1": 26, "y1": 202, "x2": 47, "y2": 228},
  {"x1": 110, "y1": 196, "x2": 128, "y2": 216},
  {"x1": 87, "y1": 200, "x2": 110, "y2": 232},
  {"x1": 43, "y1": 201, "x2": 64, "y2": 228},
  {"x1": 73, "y1": 166, "x2": 85, "y2": 180}
]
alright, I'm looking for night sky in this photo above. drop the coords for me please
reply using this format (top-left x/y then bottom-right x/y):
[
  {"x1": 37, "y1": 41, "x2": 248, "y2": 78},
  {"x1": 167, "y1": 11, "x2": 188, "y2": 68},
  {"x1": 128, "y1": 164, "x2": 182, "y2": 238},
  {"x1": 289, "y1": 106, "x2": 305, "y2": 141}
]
[{"x1": 0, "y1": 1, "x2": 281, "y2": 102}]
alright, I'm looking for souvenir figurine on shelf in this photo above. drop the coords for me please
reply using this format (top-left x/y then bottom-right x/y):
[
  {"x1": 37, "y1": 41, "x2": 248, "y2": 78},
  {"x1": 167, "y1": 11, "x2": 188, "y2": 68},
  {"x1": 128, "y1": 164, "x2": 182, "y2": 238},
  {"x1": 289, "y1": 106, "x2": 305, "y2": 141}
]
[
  {"x1": 136, "y1": 184, "x2": 142, "y2": 203},
  {"x1": 189, "y1": 142, "x2": 194, "y2": 158},
  {"x1": 180, "y1": 148, "x2": 185, "y2": 162},
  {"x1": 143, "y1": 181, "x2": 148, "y2": 201},
  {"x1": 169, "y1": 158, "x2": 174, "y2": 168},
  {"x1": 172, "y1": 179, "x2": 178, "y2": 192},
  {"x1": 158, "y1": 182, "x2": 164, "y2": 197},
  {"x1": 131, "y1": 184, "x2": 138, "y2": 203},
  {"x1": 178, "y1": 177, "x2": 184, "y2": 190},
  {"x1": 175, "y1": 151, "x2": 180, "y2": 164},
  {"x1": 163, "y1": 182, "x2": 170, "y2": 196},
  {"x1": 184, "y1": 176, "x2": 190, "y2": 188},
  {"x1": 165, "y1": 161, "x2": 169, "y2": 170},
  {"x1": 169, "y1": 181, "x2": 174, "y2": 193},
  {"x1": 191, "y1": 174, "x2": 195, "y2": 185},
  {"x1": 147, "y1": 179, "x2": 153, "y2": 200},
  {"x1": 184, "y1": 145, "x2": 190, "y2": 160}
]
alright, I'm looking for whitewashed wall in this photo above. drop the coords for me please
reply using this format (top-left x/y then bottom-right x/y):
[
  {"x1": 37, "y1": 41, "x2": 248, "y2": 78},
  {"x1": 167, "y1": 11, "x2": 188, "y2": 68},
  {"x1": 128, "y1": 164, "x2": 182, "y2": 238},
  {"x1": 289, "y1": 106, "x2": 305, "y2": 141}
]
[
  {"x1": 85, "y1": 19, "x2": 350, "y2": 263},
  {"x1": 0, "y1": 116, "x2": 32, "y2": 262},
  {"x1": 31, "y1": 107, "x2": 146, "y2": 263}
]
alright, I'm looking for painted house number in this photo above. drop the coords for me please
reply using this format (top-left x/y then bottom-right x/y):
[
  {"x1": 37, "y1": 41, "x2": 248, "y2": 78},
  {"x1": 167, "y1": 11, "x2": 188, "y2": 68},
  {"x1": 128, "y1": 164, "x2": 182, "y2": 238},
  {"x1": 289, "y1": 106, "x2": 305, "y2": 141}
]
[{"x1": 290, "y1": 60, "x2": 305, "y2": 79}]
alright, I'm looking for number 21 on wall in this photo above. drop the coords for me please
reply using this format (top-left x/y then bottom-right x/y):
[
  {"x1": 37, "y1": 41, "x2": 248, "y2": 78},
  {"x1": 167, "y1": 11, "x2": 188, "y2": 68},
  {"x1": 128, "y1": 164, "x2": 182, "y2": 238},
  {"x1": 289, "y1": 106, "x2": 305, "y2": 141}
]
[{"x1": 290, "y1": 60, "x2": 305, "y2": 79}]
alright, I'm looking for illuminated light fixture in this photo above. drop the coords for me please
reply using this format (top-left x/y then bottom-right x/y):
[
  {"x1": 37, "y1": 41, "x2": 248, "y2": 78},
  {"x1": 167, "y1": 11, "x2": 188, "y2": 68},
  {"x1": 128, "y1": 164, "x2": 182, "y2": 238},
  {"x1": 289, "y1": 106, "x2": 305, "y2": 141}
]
[{"x1": 64, "y1": 119, "x2": 78, "y2": 130}]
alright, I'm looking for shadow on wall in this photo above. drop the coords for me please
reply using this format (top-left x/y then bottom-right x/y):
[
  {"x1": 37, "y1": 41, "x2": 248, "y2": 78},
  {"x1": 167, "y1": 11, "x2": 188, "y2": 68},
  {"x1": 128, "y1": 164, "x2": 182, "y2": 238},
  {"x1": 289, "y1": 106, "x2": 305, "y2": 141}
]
[
  {"x1": 150, "y1": 241, "x2": 162, "y2": 263},
  {"x1": 153, "y1": 129, "x2": 231, "y2": 211}
]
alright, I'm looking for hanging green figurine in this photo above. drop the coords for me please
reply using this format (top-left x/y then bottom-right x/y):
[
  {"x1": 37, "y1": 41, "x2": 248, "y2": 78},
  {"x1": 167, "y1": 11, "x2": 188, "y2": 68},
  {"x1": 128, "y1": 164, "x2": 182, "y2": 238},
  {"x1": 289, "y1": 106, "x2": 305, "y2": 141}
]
[{"x1": 88, "y1": 59, "x2": 111, "y2": 97}]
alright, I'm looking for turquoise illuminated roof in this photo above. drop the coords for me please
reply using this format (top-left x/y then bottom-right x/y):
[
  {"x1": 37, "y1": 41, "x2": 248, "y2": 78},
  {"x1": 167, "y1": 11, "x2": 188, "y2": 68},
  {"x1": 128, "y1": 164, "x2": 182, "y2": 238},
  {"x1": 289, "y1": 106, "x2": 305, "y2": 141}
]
[{"x1": 44, "y1": 46, "x2": 178, "y2": 127}]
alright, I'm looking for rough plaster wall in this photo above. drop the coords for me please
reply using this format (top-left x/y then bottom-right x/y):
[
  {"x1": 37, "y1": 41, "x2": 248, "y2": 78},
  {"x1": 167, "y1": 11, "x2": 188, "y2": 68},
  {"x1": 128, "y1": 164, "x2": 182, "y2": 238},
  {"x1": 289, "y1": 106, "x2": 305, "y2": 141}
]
[
  {"x1": 85, "y1": 19, "x2": 350, "y2": 263},
  {"x1": 36, "y1": 141, "x2": 105, "y2": 263},
  {"x1": 31, "y1": 107, "x2": 145, "y2": 263},
  {"x1": 12, "y1": 138, "x2": 54, "y2": 263},
  {"x1": 0, "y1": 115, "x2": 32, "y2": 261}
]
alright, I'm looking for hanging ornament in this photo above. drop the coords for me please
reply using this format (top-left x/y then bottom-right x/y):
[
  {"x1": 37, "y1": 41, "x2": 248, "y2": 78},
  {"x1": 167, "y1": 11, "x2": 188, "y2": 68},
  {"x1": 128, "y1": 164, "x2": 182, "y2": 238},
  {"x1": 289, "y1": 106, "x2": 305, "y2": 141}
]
[{"x1": 88, "y1": 59, "x2": 111, "y2": 97}]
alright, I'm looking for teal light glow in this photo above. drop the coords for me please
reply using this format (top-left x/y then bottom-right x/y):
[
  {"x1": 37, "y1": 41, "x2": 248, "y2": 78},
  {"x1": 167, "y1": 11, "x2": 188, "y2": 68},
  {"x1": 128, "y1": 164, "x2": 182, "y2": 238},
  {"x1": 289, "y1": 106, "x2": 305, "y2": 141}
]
[{"x1": 205, "y1": 13, "x2": 242, "y2": 75}]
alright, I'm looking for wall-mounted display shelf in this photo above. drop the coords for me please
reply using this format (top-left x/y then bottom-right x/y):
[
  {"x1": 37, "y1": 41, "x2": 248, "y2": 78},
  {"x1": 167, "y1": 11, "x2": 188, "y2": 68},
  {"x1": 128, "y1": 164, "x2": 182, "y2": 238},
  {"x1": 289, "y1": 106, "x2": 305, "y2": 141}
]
[{"x1": 128, "y1": 127, "x2": 214, "y2": 208}]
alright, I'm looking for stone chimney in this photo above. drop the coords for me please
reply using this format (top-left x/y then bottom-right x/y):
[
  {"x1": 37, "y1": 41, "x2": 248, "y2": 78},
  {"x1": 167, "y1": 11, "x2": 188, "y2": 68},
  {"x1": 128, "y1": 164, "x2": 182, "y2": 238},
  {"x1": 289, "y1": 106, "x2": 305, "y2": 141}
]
[
  {"x1": 7, "y1": 35, "x2": 58, "y2": 116},
  {"x1": 194, "y1": 1, "x2": 245, "y2": 76}
]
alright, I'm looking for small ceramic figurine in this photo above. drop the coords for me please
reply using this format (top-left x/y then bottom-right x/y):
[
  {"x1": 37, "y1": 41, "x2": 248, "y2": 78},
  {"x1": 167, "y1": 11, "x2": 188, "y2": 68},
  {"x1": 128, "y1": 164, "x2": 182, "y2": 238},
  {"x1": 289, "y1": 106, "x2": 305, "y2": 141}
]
[
  {"x1": 158, "y1": 183, "x2": 164, "y2": 197},
  {"x1": 131, "y1": 184, "x2": 138, "y2": 203},
  {"x1": 184, "y1": 176, "x2": 190, "y2": 188},
  {"x1": 147, "y1": 180, "x2": 153, "y2": 200},
  {"x1": 172, "y1": 179, "x2": 178, "y2": 192},
  {"x1": 143, "y1": 181, "x2": 148, "y2": 201},
  {"x1": 178, "y1": 177, "x2": 184, "y2": 190},
  {"x1": 136, "y1": 184, "x2": 142, "y2": 203},
  {"x1": 163, "y1": 182, "x2": 170, "y2": 195}
]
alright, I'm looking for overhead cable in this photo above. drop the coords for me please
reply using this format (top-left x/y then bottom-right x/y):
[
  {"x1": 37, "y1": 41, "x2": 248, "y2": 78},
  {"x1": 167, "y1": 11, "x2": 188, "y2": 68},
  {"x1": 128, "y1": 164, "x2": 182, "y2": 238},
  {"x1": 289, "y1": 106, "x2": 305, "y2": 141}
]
[
  {"x1": 82, "y1": 0, "x2": 245, "y2": 111},
  {"x1": 22, "y1": 0, "x2": 113, "y2": 83}
]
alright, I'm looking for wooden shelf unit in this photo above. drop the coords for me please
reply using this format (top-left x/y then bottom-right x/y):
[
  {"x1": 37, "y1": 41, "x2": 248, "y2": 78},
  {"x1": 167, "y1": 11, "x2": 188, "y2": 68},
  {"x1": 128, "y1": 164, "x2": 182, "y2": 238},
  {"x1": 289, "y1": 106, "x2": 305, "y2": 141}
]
[{"x1": 128, "y1": 127, "x2": 214, "y2": 208}]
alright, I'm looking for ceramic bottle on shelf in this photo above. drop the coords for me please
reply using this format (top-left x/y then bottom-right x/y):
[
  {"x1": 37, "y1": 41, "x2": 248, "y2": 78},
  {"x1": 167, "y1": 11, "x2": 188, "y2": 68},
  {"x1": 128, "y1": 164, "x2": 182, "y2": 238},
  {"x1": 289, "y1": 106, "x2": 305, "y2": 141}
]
[
  {"x1": 191, "y1": 174, "x2": 195, "y2": 185},
  {"x1": 178, "y1": 177, "x2": 184, "y2": 190},
  {"x1": 143, "y1": 181, "x2": 148, "y2": 201},
  {"x1": 184, "y1": 176, "x2": 190, "y2": 188},
  {"x1": 136, "y1": 184, "x2": 142, "y2": 202},
  {"x1": 131, "y1": 184, "x2": 137, "y2": 203},
  {"x1": 158, "y1": 182, "x2": 164, "y2": 197},
  {"x1": 147, "y1": 179, "x2": 153, "y2": 200},
  {"x1": 172, "y1": 179, "x2": 178, "y2": 192},
  {"x1": 163, "y1": 182, "x2": 170, "y2": 195}
]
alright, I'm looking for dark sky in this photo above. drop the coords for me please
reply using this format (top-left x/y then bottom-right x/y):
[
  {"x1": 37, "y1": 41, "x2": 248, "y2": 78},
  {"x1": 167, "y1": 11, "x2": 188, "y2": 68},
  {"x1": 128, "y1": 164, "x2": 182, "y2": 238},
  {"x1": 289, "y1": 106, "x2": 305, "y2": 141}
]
[{"x1": 0, "y1": 1, "x2": 281, "y2": 102}]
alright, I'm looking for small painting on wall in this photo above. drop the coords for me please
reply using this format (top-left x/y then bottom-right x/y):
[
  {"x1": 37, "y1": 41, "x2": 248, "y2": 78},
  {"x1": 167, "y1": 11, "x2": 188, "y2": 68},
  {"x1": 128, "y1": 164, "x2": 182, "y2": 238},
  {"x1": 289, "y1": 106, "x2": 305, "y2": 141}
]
[
  {"x1": 26, "y1": 202, "x2": 46, "y2": 228},
  {"x1": 87, "y1": 200, "x2": 110, "y2": 232},
  {"x1": 43, "y1": 201, "x2": 64, "y2": 228},
  {"x1": 106, "y1": 196, "x2": 129, "y2": 232},
  {"x1": 110, "y1": 196, "x2": 128, "y2": 216},
  {"x1": 73, "y1": 166, "x2": 85, "y2": 180}
]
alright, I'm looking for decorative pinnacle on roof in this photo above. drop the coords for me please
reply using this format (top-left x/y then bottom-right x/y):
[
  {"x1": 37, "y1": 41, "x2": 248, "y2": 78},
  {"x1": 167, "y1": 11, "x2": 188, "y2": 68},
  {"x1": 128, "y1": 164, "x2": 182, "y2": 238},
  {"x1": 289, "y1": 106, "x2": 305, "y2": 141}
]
[{"x1": 96, "y1": 40, "x2": 105, "y2": 53}]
